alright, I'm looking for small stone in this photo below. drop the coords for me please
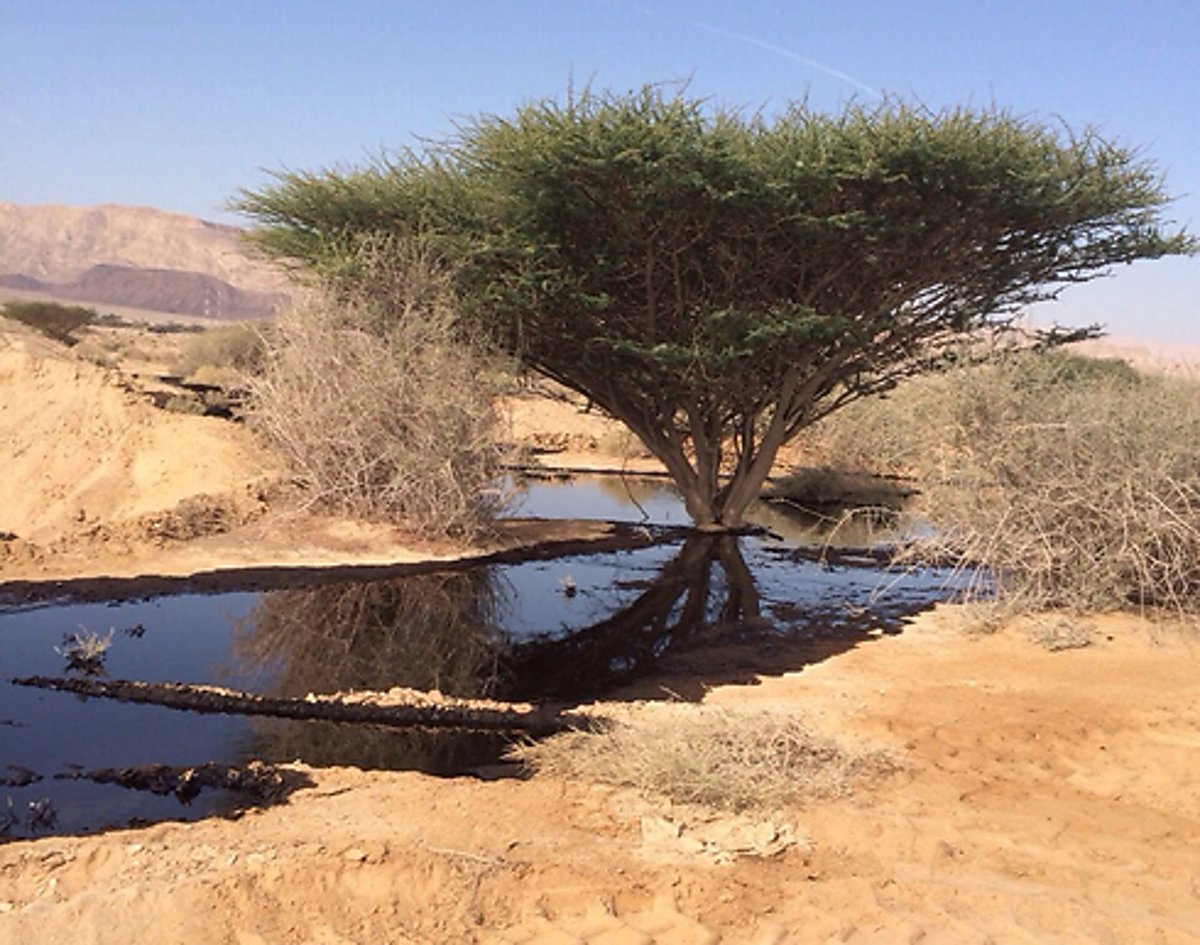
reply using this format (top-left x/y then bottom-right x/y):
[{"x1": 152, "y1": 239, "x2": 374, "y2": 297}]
[
  {"x1": 0, "y1": 902, "x2": 13, "y2": 913},
  {"x1": 342, "y1": 847, "x2": 367, "y2": 863}
]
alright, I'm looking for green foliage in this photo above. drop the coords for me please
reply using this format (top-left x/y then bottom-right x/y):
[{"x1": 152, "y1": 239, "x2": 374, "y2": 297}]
[
  {"x1": 2, "y1": 300, "x2": 97, "y2": 346},
  {"x1": 1009, "y1": 349, "x2": 1144, "y2": 388},
  {"x1": 238, "y1": 87, "x2": 1193, "y2": 525}
]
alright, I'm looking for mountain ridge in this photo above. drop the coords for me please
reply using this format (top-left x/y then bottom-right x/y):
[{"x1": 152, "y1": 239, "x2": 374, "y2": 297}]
[{"x1": 0, "y1": 202, "x2": 291, "y2": 319}]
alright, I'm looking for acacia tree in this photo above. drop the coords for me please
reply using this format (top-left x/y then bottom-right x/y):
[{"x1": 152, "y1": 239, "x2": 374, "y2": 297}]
[{"x1": 239, "y1": 88, "x2": 1192, "y2": 528}]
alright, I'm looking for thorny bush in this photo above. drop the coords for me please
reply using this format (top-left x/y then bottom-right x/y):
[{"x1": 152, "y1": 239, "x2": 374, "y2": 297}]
[
  {"x1": 246, "y1": 237, "x2": 509, "y2": 539},
  {"x1": 806, "y1": 351, "x2": 1200, "y2": 615}
]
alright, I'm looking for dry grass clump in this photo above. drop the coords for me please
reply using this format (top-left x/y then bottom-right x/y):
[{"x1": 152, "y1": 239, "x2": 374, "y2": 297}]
[
  {"x1": 134, "y1": 493, "x2": 253, "y2": 543},
  {"x1": 512, "y1": 704, "x2": 896, "y2": 812},
  {"x1": 808, "y1": 351, "x2": 1200, "y2": 615},
  {"x1": 173, "y1": 322, "x2": 265, "y2": 383},
  {"x1": 55, "y1": 627, "x2": 115, "y2": 674},
  {"x1": 246, "y1": 238, "x2": 509, "y2": 539},
  {"x1": 594, "y1": 426, "x2": 654, "y2": 460},
  {"x1": 763, "y1": 467, "x2": 914, "y2": 528},
  {"x1": 1025, "y1": 614, "x2": 1096, "y2": 651}
]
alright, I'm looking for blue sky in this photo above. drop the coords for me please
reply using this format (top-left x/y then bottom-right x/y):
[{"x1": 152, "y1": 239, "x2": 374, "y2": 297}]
[{"x1": 2, "y1": 1, "x2": 1197, "y2": 342}]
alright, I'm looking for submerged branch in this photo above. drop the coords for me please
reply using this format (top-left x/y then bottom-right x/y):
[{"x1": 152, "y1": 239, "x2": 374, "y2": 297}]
[{"x1": 12, "y1": 676, "x2": 595, "y2": 736}]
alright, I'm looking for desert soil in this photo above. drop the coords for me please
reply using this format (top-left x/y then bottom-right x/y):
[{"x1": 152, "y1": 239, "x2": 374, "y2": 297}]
[
  {"x1": 1, "y1": 322, "x2": 1198, "y2": 943},
  {"x1": 0, "y1": 326, "x2": 639, "y2": 584}
]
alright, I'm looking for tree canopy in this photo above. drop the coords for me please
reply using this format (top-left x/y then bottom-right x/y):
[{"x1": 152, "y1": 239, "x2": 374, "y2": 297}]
[{"x1": 238, "y1": 87, "x2": 1193, "y2": 527}]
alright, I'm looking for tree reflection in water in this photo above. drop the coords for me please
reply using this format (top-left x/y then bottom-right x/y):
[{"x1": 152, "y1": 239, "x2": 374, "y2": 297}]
[
  {"x1": 505, "y1": 535, "x2": 761, "y2": 702},
  {"x1": 230, "y1": 570, "x2": 513, "y2": 774},
  {"x1": 226, "y1": 535, "x2": 915, "y2": 771},
  {"x1": 234, "y1": 569, "x2": 507, "y2": 700},
  {"x1": 233, "y1": 537, "x2": 770, "y2": 705}
]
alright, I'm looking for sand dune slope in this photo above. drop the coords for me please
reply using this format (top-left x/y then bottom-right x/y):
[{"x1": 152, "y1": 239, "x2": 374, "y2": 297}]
[{"x1": 0, "y1": 329, "x2": 276, "y2": 547}]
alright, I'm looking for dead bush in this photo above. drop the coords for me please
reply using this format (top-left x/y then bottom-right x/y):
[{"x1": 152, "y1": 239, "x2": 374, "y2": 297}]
[
  {"x1": 511, "y1": 704, "x2": 896, "y2": 812},
  {"x1": 132, "y1": 493, "x2": 257, "y2": 544},
  {"x1": 245, "y1": 237, "x2": 509, "y2": 539},
  {"x1": 808, "y1": 351, "x2": 1200, "y2": 614},
  {"x1": 173, "y1": 323, "x2": 266, "y2": 383},
  {"x1": 764, "y1": 466, "x2": 913, "y2": 510},
  {"x1": 796, "y1": 370, "x2": 952, "y2": 477}
]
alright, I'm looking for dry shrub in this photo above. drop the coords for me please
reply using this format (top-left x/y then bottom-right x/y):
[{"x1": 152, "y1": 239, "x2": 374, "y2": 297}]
[
  {"x1": 246, "y1": 238, "x2": 509, "y2": 539},
  {"x1": 809, "y1": 351, "x2": 1200, "y2": 614},
  {"x1": 595, "y1": 427, "x2": 654, "y2": 459},
  {"x1": 173, "y1": 322, "x2": 266, "y2": 383},
  {"x1": 125, "y1": 490, "x2": 267, "y2": 545},
  {"x1": 764, "y1": 466, "x2": 913, "y2": 510},
  {"x1": 511, "y1": 704, "x2": 895, "y2": 812},
  {"x1": 797, "y1": 372, "x2": 950, "y2": 477}
]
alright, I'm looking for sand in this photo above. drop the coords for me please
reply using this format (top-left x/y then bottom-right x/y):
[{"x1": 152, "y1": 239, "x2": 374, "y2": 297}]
[
  {"x1": 0, "y1": 328, "x2": 639, "y2": 584},
  {"x1": 1, "y1": 322, "x2": 1198, "y2": 943}
]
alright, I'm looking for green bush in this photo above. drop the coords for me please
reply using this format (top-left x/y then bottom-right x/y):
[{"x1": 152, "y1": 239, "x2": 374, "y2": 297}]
[
  {"x1": 2, "y1": 300, "x2": 96, "y2": 345},
  {"x1": 1008, "y1": 351, "x2": 1144, "y2": 389}
]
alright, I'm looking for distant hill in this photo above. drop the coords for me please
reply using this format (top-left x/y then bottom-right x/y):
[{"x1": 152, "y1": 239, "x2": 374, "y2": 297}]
[
  {"x1": 1068, "y1": 336, "x2": 1200, "y2": 374},
  {"x1": 0, "y1": 202, "x2": 292, "y2": 320}
]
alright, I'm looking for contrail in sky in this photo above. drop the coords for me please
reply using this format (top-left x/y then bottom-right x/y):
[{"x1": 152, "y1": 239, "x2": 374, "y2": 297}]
[
  {"x1": 631, "y1": 4, "x2": 882, "y2": 100},
  {"x1": 689, "y1": 19, "x2": 882, "y2": 99}
]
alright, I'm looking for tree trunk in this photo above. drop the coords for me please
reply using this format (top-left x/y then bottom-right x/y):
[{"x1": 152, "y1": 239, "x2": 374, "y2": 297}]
[
  {"x1": 639, "y1": 434, "x2": 783, "y2": 530},
  {"x1": 713, "y1": 408, "x2": 795, "y2": 527},
  {"x1": 594, "y1": 394, "x2": 786, "y2": 530}
]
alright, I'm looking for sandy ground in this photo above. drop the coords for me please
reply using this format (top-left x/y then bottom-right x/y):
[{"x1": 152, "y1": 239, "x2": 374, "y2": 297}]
[
  {"x1": 2, "y1": 322, "x2": 1198, "y2": 943},
  {"x1": 2, "y1": 611, "x2": 1196, "y2": 944},
  {"x1": 0, "y1": 326, "x2": 653, "y2": 584}
]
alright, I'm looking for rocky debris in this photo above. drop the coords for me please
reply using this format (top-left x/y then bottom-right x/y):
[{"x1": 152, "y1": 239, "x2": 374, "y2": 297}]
[{"x1": 55, "y1": 761, "x2": 304, "y2": 805}]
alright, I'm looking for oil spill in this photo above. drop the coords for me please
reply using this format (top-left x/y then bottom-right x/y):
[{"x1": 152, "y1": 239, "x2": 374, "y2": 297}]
[{"x1": 0, "y1": 477, "x2": 964, "y2": 839}]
